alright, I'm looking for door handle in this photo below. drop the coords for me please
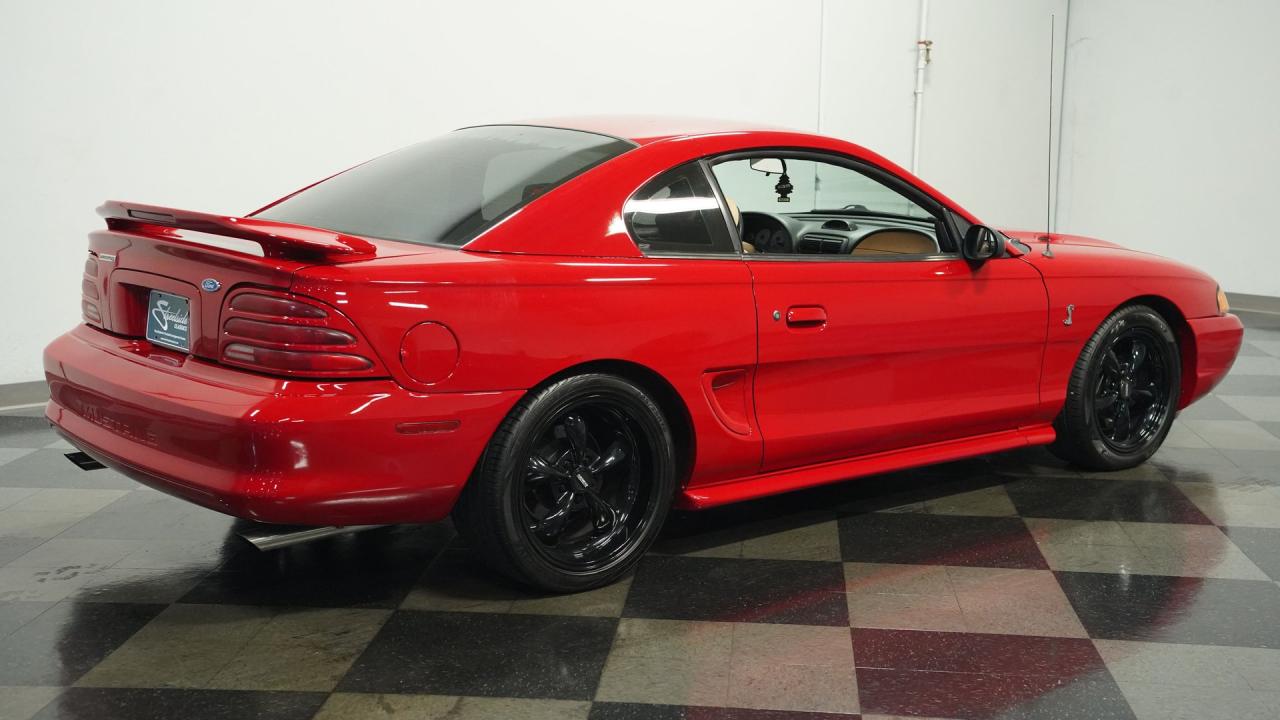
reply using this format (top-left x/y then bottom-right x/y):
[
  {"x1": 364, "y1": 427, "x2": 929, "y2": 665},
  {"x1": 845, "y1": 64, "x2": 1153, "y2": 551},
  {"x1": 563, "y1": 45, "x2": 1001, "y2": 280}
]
[{"x1": 785, "y1": 305, "x2": 827, "y2": 328}]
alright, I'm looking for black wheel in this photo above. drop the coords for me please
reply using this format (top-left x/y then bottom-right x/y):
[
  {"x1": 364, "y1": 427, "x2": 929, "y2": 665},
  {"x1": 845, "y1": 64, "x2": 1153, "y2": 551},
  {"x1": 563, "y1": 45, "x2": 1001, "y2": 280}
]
[
  {"x1": 1050, "y1": 304, "x2": 1180, "y2": 470},
  {"x1": 453, "y1": 373, "x2": 676, "y2": 592}
]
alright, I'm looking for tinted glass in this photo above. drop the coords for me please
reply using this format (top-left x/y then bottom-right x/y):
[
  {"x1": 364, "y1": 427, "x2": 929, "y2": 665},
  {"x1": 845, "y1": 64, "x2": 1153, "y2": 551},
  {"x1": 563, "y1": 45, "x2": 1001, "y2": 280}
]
[
  {"x1": 624, "y1": 163, "x2": 735, "y2": 255},
  {"x1": 256, "y1": 125, "x2": 634, "y2": 247}
]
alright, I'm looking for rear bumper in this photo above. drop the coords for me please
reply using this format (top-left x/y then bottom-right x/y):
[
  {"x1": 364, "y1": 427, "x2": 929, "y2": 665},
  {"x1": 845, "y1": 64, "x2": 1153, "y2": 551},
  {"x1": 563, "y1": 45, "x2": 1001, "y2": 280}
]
[
  {"x1": 1183, "y1": 313, "x2": 1244, "y2": 407},
  {"x1": 44, "y1": 325, "x2": 521, "y2": 525}
]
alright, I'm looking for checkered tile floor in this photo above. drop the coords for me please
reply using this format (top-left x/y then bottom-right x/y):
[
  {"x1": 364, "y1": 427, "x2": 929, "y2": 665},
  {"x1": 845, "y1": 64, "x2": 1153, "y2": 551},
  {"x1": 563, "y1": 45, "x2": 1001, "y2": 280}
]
[{"x1": 3, "y1": 314, "x2": 1280, "y2": 719}]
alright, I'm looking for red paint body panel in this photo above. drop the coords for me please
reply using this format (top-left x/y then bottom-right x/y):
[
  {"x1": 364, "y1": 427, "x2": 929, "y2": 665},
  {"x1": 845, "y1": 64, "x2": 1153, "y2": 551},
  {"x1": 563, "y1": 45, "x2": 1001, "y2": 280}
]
[
  {"x1": 746, "y1": 256, "x2": 1048, "y2": 470},
  {"x1": 45, "y1": 325, "x2": 518, "y2": 524},
  {"x1": 43, "y1": 119, "x2": 1243, "y2": 526},
  {"x1": 1184, "y1": 314, "x2": 1244, "y2": 404},
  {"x1": 1003, "y1": 231, "x2": 1238, "y2": 412},
  {"x1": 682, "y1": 425, "x2": 1058, "y2": 510}
]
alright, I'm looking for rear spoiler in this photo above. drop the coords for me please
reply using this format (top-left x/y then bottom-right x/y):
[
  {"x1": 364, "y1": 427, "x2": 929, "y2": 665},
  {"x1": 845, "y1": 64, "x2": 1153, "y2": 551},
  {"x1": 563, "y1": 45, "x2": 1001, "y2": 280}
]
[{"x1": 97, "y1": 200, "x2": 377, "y2": 261}]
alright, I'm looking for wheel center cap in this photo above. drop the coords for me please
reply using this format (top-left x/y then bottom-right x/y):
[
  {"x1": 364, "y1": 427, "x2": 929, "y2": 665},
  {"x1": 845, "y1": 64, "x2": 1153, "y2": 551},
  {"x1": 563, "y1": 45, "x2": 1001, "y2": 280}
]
[
  {"x1": 1119, "y1": 379, "x2": 1132, "y2": 399},
  {"x1": 573, "y1": 470, "x2": 593, "y2": 489}
]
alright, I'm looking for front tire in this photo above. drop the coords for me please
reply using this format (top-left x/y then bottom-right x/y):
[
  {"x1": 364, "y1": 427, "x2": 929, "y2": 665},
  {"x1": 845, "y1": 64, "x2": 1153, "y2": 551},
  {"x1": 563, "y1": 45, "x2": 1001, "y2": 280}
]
[
  {"x1": 1050, "y1": 304, "x2": 1180, "y2": 470},
  {"x1": 453, "y1": 373, "x2": 676, "y2": 592}
]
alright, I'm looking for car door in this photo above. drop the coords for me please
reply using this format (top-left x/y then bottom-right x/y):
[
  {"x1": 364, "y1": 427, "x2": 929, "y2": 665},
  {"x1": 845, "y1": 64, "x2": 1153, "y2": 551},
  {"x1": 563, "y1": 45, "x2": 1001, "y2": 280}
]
[{"x1": 708, "y1": 152, "x2": 1049, "y2": 472}]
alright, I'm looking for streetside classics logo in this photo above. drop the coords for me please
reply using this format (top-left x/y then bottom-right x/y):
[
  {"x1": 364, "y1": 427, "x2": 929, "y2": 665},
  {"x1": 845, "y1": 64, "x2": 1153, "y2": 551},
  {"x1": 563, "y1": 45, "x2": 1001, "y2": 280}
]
[{"x1": 151, "y1": 299, "x2": 190, "y2": 332}]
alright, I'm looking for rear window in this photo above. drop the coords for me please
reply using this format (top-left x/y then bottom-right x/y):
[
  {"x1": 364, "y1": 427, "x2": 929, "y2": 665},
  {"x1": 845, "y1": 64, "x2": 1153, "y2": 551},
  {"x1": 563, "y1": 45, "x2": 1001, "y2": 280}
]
[{"x1": 255, "y1": 125, "x2": 634, "y2": 247}]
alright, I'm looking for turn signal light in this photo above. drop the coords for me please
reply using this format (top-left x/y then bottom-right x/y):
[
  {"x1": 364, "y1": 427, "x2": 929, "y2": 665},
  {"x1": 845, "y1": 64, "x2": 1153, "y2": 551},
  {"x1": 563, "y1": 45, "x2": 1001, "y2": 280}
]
[
  {"x1": 219, "y1": 291, "x2": 384, "y2": 378},
  {"x1": 1216, "y1": 286, "x2": 1229, "y2": 316},
  {"x1": 81, "y1": 252, "x2": 103, "y2": 328}
]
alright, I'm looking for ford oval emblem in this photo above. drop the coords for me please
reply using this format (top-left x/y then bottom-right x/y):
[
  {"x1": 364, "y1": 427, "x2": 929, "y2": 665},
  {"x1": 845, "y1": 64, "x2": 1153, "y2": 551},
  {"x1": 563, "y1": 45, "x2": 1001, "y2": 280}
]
[{"x1": 200, "y1": 278, "x2": 221, "y2": 292}]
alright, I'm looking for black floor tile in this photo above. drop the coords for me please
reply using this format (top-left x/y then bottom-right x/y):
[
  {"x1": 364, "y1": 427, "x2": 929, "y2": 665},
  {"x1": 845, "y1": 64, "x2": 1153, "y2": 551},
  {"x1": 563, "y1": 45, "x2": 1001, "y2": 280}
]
[
  {"x1": 1056, "y1": 571, "x2": 1280, "y2": 649},
  {"x1": 31, "y1": 688, "x2": 326, "y2": 720},
  {"x1": 850, "y1": 629, "x2": 1133, "y2": 717},
  {"x1": 838, "y1": 512, "x2": 1048, "y2": 569},
  {"x1": 0, "y1": 601, "x2": 163, "y2": 684},
  {"x1": 588, "y1": 703, "x2": 860, "y2": 719},
  {"x1": 1222, "y1": 526, "x2": 1280, "y2": 580},
  {"x1": 652, "y1": 510, "x2": 839, "y2": 557},
  {"x1": 340, "y1": 610, "x2": 617, "y2": 699},
  {"x1": 180, "y1": 524, "x2": 451, "y2": 608},
  {"x1": 0, "y1": 449, "x2": 137, "y2": 489},
  {"x1": 1005, "y1": 477, "x2": 1212, "y2": 523},
  {"x1": 623, "y1": 555, "x2": 849, "y2": 626},
  {"x1": 856, "y1": 667, "x2": 1133, "y2": 720}
]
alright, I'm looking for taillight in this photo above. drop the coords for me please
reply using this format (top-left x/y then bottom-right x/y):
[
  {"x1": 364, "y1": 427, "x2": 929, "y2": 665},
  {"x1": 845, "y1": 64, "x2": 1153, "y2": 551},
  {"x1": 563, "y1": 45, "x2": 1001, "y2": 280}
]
[
  {"x1": 82, "y1": 252, "x2": 103, "y2": 327},
  {"x1": 219, "y1": 290, "x2": 384, "y2": 378}
]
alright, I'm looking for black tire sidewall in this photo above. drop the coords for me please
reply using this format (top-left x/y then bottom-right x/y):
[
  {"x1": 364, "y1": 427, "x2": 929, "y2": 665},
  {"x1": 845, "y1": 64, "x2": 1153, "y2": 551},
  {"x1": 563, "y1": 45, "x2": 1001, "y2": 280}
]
[
  {"x1": 490, "y1": 374, "x2": 675, "y2": 591},
  {"x1": 1078, "y1": 307, "x2": 1180, "y2": 467}
]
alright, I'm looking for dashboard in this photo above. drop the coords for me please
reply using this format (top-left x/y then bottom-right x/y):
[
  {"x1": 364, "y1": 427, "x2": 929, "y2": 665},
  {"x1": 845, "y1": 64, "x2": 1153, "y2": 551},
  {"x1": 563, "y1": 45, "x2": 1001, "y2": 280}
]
[{"x1": 741, "y1": 211, "x2": 941, "y2": 256}]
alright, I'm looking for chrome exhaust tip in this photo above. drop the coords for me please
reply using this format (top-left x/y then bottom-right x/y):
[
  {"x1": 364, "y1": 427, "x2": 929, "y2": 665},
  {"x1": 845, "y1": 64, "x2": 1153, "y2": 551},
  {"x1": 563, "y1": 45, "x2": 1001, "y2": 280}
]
[{"x1": 237, "y1": 523, "x2": 385, "y2": 551}]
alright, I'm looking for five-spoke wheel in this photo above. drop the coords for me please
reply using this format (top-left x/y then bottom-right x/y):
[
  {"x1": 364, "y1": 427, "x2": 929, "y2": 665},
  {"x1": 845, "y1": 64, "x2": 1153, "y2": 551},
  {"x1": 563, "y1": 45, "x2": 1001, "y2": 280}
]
[
  {"x1": 453, "y1": 373, "x2": 676, "y2": 591},
  {"x1": 1051, "y1": 304, "x2": 1180, "y2": 470}
]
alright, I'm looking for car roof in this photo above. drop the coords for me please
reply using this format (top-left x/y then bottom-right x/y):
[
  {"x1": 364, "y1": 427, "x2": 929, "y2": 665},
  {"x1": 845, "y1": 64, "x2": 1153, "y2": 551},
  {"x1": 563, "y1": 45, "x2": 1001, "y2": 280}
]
[{"x1": 490, "y1": 115, "x2": 800, "y2": 146}]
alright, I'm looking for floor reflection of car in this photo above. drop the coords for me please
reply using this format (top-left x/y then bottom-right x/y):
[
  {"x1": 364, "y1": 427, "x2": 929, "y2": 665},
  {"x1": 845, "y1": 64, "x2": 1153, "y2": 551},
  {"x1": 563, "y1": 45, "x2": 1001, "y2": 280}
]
[{"x1": 44, "y1": 117, "x2": 1242, "y2": 591}]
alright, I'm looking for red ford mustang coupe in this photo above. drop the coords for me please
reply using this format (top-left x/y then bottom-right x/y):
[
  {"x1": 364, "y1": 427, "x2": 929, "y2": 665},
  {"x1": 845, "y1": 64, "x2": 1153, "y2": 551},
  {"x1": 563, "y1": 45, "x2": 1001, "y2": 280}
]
[{"x1": 44, "y1": 117, "x2": 1243, "y2": 590}]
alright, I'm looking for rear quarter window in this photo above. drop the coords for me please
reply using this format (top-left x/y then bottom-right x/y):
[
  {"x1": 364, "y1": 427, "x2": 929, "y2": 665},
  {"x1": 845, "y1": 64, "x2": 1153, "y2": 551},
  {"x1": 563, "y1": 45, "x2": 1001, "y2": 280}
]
[
  {"x1": 256, "y1": 125, "x2": 634, "y2": 247},
  {"x1": 624, "y1": 162, "x2": 735, "y2": 256}
]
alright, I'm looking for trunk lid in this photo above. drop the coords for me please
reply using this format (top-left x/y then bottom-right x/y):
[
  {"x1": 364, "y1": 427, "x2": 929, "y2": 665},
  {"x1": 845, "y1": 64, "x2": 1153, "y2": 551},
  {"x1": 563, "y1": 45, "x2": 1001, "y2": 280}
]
[{"x1": 83, "y1": 201, "x2": 430, "y2": 362}]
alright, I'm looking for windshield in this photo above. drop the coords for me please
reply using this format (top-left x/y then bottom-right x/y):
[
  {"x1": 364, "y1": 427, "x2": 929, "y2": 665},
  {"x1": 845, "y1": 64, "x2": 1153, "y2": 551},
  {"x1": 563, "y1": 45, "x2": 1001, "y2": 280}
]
[
  {"x1": 255, "y1": 125, "x2": 634, "y2": 247},
  {"x1": 711, "y1": 157, "x2": 933, "y2": 220}
]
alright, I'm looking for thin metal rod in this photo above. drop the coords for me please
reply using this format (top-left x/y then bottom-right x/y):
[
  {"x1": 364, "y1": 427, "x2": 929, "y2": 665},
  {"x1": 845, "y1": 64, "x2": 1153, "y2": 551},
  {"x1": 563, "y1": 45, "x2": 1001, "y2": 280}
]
[{"x1": 1047, "y1": 13, "x2": 1055, "y2": 236}]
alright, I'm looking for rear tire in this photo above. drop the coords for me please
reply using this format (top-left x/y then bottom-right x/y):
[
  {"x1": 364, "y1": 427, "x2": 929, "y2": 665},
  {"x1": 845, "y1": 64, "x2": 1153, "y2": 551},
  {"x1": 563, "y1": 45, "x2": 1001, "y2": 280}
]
[
  {"x1": 453, "y1": 373, "x2": 676, "y2": 592},
  {"x1": 1049, "y1": 304, "x2": 1180, "y2": 471}
]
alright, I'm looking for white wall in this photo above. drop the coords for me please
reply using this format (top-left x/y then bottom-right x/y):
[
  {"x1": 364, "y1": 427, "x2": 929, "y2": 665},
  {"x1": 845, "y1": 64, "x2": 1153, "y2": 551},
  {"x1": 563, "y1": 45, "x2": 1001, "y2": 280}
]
[
  {"x1": 1056, "y1": 0, "x2": 1280, "y2": 296},
  {"x1": 0, "y1": 0, "x2": 1065, "y2": 384}
]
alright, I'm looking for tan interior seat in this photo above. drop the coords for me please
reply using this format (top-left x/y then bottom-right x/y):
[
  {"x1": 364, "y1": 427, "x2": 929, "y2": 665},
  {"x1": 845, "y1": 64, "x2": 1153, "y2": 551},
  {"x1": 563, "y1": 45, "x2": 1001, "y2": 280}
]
[
  {"x1": 726, "y1": 196, "x2": 758, "y2": 253},
  {"x1": 850, "y1": 229, "x2": 936, "y2": 256}
]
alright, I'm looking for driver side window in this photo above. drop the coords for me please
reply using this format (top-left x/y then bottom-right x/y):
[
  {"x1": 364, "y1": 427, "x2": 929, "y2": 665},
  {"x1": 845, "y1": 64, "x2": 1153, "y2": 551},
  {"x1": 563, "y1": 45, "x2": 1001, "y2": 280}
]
[{"x1": 709, "y1": 156, "x2": 946, "y2": 258}]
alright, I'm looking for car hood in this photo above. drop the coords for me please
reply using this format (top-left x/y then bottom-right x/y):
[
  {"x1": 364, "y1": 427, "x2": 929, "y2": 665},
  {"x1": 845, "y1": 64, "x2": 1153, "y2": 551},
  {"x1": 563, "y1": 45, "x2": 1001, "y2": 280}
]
[{"x1": 999, "y1": 229, "x2": 1126, "y2": 251}]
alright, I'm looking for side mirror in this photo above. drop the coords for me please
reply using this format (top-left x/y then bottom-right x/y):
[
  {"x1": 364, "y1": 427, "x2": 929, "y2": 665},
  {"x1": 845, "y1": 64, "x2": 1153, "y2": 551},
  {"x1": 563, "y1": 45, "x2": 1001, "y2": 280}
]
[{"x1": 962, "y1": 225, "x2": 1004, "y2": 263}]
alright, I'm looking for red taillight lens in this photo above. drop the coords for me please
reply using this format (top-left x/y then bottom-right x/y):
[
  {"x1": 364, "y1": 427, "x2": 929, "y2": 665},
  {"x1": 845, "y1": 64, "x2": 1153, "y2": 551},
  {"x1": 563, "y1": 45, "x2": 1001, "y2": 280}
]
[
  {"x1": 223, "y1": 343, "x2": 373, "y2": 372},
  {"x1": 82, "y1": 252, "x2": 103, "y2": 327},
  {"x1": 82, "y1": 300, "x2": 101, "y2": 324},
  {"x1": 219, "y1": 291, "x2": 383, "y2": 378},
  {"x1": 224, "y1": 317, "x2": 354, "y2": 346},
  {"x1": 229, "y1": 293, "x2": 328, "y2": 319}
]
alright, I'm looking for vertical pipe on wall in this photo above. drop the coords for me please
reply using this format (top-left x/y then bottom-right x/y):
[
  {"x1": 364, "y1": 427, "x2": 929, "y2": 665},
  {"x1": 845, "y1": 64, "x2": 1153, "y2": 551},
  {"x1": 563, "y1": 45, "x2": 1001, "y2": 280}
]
[
  {"x1": 816, "y1": 0, "x2": 826, "y2": 132},
  {"x1": 910, "y1": 0, "x2": 930, "y2": 175}
]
